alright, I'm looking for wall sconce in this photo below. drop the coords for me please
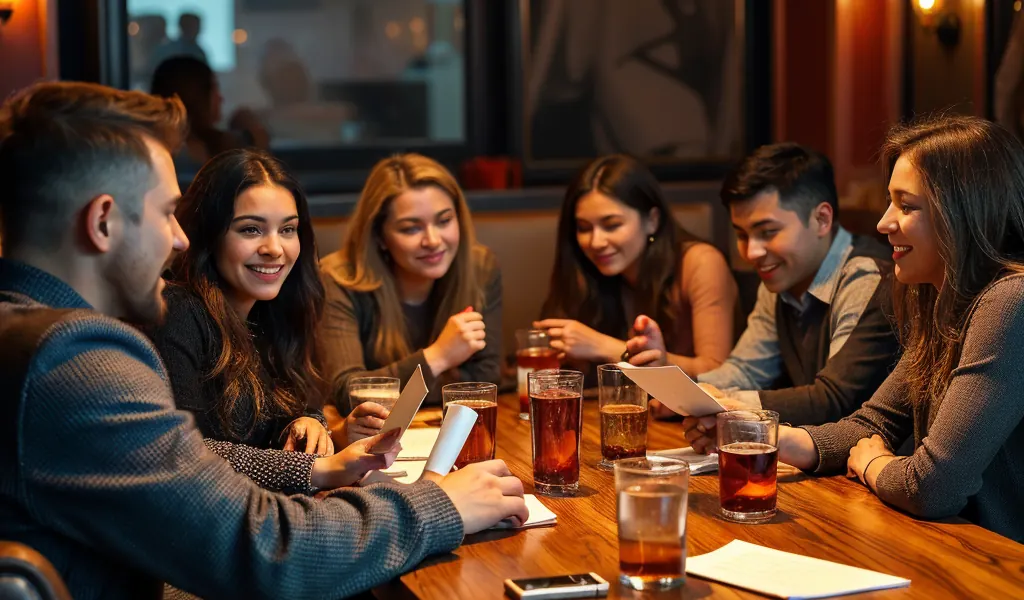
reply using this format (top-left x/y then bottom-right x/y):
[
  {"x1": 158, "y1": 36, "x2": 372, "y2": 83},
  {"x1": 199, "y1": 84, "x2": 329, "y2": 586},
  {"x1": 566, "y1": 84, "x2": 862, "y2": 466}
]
[
  {"x1": 0, "y1": 2, "x2": 13, "y2": 26},
  {"x1": 915, "y1": 0, "x2": 961, "y2": 49}
]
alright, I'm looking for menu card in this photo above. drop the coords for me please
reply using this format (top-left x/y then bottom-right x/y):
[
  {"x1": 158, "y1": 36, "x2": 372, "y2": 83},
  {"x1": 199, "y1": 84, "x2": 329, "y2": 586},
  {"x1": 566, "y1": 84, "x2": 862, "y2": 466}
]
[
  {"x1": 369, "y1": 365, "x2": 429, "y2": 454},
  {"x1": 616, "y1": 362, "x2": 725, "y2": 417},
  {"x1": 491, "y1": 494, "x2": 556, "y2": 530},
  {"x1": 686, "y1": 540, "x2": 910, "y2": 599},
  {"x1": 649, "y1": 447, "x2": 719, "y2": 474},
  {"x1": 395, "y1": 428, "x2": 441, "y2": 461}
]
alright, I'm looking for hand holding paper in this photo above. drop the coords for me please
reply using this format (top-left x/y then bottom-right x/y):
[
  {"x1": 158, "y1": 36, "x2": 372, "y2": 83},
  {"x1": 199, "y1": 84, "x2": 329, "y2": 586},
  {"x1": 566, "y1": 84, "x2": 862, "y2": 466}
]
[
  {"x1": 617, "y1": 362, "x2": 726, "y2": 417},
  {"x1": 369, "y1": 365, "x2": 428, "y2": 455}
]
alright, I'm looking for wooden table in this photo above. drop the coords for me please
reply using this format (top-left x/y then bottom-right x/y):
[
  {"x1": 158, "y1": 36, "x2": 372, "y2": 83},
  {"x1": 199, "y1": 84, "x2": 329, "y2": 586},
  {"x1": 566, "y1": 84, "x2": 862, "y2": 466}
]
[{"x1": 377, "y1": 393, "x2": 1024, "y2": 599}]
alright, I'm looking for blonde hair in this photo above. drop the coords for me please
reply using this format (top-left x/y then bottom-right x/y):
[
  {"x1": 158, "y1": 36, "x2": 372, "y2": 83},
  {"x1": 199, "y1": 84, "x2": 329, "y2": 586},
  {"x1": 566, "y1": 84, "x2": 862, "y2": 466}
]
[{"x1": 338, "y1": 153, "x2": 481, "y2": 364}]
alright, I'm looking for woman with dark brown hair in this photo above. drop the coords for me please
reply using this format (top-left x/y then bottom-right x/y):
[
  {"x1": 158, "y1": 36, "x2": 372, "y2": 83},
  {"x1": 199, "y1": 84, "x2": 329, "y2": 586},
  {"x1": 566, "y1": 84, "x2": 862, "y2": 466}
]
[
  {"x1": 538, "y1": 154, "x2": 738, "y2": 378},
  {"x1": 319, "y1": 153, "x2": 501, "y2": 430},
  {"x1": 150, "y1": 148, "x2": 398, "y2": 495},
  {"x1": 684, "y1": 116, "x2": 1024, "y2": 542}
]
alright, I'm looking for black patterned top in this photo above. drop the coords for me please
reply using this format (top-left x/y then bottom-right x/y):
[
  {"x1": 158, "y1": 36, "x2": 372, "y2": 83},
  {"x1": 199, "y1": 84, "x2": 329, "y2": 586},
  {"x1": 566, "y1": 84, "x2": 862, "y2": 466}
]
[{"x1": 148, "y1": 285, "x2": 326, "y2": 495}]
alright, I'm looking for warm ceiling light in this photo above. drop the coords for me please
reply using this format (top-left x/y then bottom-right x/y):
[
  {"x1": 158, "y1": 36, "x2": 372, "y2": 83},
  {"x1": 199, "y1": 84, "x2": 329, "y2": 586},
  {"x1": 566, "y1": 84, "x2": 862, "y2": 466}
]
[
  {"x1": 918, "y1": 0, "x2": 936, "y2": 10},
  {"x1": 409, "y1": 17, "x2": 425, "y2": 35},
  {"x1": 232, "y1": 29, "x2": 248, "y2": 45},
  {"x1": 128, "y1": 21, "x2": 140, "y2": 36},
  {"x1": 385, "y1": 21, "x2": 401, "y2": 40}
]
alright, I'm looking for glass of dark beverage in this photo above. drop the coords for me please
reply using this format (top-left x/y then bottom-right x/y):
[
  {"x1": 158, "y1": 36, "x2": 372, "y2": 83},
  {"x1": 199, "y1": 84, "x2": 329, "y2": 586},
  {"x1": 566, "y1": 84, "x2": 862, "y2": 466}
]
[
  {"x1": 615, "y1": 456, "x2": 689, "y2": 591},
  {"x1": 717, "y1": 410, "x2": 780, "y2": 523},
  {"x1": 528, "y1": 369, "x2": 583, "y2": 496},
  {"x1": 442, "y1": 382, "x2": 498, "y2": 469},
  {"x1": 516, "y1": 329, "x2": 560, "y2": 420},
  {"x1": 597, "y1": 364, "x2": 648, "y2": 469}
]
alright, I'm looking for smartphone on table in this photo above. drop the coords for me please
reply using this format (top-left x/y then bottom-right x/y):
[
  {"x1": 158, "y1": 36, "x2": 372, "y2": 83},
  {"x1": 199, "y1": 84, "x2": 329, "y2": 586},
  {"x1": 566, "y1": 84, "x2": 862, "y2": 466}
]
[{"x1": 503, "y1": 572, "x2": 609, "y2": 599}]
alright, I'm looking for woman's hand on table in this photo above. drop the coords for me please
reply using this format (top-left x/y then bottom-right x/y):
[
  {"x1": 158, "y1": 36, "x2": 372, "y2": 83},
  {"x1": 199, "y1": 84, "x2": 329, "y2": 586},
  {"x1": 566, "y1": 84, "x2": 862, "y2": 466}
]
[
  {"x1": 846, "y1": 435, "x2": 896, "y2": 488},
  {"x1": 533, "y1": 318, "x2": 622, "y2": 362}
]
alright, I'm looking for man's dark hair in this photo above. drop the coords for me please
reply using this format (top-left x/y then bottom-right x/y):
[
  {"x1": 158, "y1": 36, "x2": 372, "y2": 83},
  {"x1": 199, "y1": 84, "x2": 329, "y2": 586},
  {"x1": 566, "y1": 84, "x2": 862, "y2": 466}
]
[
  {"x1": 720, "y1": 142, "x2": 839, "y2": 227},
  {"x1": 0, "y1": 81, "x2": 186, "y2": 254}
]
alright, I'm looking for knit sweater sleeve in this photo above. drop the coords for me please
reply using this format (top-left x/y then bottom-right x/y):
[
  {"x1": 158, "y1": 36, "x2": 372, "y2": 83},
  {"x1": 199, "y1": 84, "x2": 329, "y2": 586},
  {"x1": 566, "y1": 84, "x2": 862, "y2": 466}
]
[
  {"x1": 320, "y1": 272, "x2": 429, "y2": 411},
  {"x1": 202, "y1": 438, "x2": 318, "y2": 495},
  {"x1": 22, "y1": 317, "x2": 464, "y2": 599},
  {"x1": 806, "y1": 276, "x2": 1024, "y2": 520}
]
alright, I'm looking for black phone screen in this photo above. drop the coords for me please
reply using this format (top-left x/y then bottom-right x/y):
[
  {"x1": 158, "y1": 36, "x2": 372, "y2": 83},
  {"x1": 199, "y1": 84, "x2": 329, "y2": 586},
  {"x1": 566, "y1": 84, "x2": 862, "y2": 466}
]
[{"x1": 512, "y1": 574, "x2": 601, "y2": 590}]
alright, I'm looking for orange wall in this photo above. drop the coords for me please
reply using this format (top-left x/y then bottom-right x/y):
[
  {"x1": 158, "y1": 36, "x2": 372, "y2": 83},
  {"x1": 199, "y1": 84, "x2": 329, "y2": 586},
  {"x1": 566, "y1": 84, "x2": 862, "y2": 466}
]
[{"x1": 0, "y1": 0, "x2": 56, "y2": 100}]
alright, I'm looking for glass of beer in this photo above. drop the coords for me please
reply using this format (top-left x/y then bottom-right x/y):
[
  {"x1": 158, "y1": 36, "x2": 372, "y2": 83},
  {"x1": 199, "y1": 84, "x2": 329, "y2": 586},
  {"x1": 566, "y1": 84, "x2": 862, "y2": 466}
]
[
  {"x1": 598, "y1": 364, "x2": 648, "y2": 469},
  {"x1": 615, "y1": 456, "x2": 689, "y2": 591},
  {"x1": 717, "y1": 410, "x2": 779, "y2": 523},
  {"x1": 348, "y1": 377, "x2": 400, "y2": 412},
  {"x1": 442, "y1": 382, "x2": 498, "y2": 469},
  {"x1": 528, "y1": 369, "x2": 583, "y2": 496},
  {"x1": 516, "y1": 329, "x2": 560, "y2": 420}
]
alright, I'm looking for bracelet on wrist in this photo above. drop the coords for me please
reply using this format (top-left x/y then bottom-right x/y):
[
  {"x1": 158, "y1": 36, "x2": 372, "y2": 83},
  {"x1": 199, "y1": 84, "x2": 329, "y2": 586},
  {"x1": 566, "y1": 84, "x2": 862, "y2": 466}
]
[{"x1": 862, "y1": 454, "x2": 893, "y2": 481}]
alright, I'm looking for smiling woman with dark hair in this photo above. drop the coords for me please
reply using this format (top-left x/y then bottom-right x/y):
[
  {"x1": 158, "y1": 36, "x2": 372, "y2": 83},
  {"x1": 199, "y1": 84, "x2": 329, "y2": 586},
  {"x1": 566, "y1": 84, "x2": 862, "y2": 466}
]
[
  {"x1": 149, "y1": 148, "x2": 398, "y2": 495},
  {"x1": 537, "y1": 154, "x2": 738, "y2": 379}
]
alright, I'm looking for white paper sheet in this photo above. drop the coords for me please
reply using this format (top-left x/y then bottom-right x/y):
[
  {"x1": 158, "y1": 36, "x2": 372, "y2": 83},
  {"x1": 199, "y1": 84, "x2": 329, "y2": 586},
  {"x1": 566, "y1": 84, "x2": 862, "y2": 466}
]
[
  {"x1": 370, "y1": 460, "x2": 428, "y2": 485},
  {"x1": 370, "y1": 365, "x2": 428, "y2": 454},
  {"x1": 649, "y1": 447, "x2": 719, "y2": 474},
  {"x1": 491, "y1": 494, "x2": 557, "y2": 530},
  {"x1": 396, "y1": 428, "x2": 441, "y2": 461},
  {"x1": 617, "y1": 362, "x2": 725, "y2": 417},
  {"x1": 686, "y1": 540, "x2": 910, "y2": 599},
  {"x1": 423, "y1": 403, "x2": 477, "y2": 475}
]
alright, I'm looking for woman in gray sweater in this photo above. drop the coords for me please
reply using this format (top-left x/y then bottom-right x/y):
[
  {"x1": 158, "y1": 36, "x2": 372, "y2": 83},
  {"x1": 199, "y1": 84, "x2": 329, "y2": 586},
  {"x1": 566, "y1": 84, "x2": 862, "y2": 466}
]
[{"x1": 684, "y1": 115, "x2": 1024, "y2": 542}]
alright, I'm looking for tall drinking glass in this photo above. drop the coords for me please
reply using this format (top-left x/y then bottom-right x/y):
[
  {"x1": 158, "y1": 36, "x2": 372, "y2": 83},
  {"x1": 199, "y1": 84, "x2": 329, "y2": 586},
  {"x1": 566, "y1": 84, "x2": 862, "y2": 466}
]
[
  {"x1": 528, "y1": 369, "x2": 583, "y2": 496},
  {"x1": 442, "y1": 382, "x2": 498, "y2": 469},
  {"x1": 348, "y1": 377, "x2": 400, "y2": 412},
  {"x1": 615, "y1": 456, "x2": 689, "y2": 591},
  {"x1": 516, "y1": 329, "x2": 560, "y2": 420},
  {"x1": 717, "y1": 410, "x2": 779, "y2": 523},
  {"x1": 598, "y1": 364, "x2": 648, "y2": 469}
]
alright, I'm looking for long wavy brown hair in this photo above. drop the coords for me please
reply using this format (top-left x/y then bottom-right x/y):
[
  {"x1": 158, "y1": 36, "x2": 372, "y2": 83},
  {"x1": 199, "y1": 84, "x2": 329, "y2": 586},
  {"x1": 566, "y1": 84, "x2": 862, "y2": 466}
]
[
  {"x1": 883, "y1": 116, "x2": 1024, "y2": 406},
  {"x1": 335, "y1": 153, "x2": 481, "y2": 364},
  {"x1": 541, "y1": 155, "x2": 701, "y2": 346},
  {"x1": 171, "y1": 149, "x2": 326, "y2": 439}
]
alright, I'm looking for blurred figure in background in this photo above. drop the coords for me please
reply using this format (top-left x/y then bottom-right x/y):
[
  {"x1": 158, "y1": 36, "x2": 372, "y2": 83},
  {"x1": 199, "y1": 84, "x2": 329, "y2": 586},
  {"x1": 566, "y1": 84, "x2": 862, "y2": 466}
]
[{"x1": 150, "y1": 56, "x2": 268, "y2": 174}]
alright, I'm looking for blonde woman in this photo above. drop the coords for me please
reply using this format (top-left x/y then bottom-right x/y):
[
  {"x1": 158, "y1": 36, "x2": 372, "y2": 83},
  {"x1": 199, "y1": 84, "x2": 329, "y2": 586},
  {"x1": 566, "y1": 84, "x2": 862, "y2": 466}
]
[{"x1": 320, "y1": 154, "x2": 501, "y2": 438}]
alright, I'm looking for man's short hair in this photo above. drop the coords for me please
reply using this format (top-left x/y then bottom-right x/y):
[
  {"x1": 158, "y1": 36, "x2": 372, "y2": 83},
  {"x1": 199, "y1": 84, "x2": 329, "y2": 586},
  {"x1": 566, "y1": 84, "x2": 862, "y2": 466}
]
[
  {"x1": 720, "y1": 142, "x2": 840, "y2": 227},
  {"x1": 0, "y1": 82, "x2": 186, "y2": 254}
]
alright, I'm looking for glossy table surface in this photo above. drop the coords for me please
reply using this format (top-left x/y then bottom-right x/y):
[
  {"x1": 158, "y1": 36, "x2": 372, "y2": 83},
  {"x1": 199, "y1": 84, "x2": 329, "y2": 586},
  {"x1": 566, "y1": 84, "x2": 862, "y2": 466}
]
[{"x1": 375, "y1": 393, "x2": 1024, "y2": 599}]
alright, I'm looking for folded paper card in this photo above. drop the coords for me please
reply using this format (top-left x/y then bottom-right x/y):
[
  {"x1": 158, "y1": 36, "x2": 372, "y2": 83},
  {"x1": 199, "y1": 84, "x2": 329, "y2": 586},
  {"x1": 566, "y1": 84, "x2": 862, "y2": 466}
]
[
  {"x1": 649, "y1": 447, "x2": 719, "y2": 474},
  {"x1": 686, "y1": 540, "x2": 910, "y2": 599},
  {"x1": 423, "y1": 403, "x2": 477, "y2": 475},
  {"x1": 617, "y1": 362, "x2": 725, "y2": 417},
  {"x1": 369, "y1": 365, "x2": 428, "y2": 455},
  {"x1": 491, "y1": 494, "x2": 556, "y2": 530},
  {"x1": 396, "y1": 427, "x2": 441, "y2": 461},
  {"x1": 360, "y1": 403, "x2": 477, "y2": 485}
]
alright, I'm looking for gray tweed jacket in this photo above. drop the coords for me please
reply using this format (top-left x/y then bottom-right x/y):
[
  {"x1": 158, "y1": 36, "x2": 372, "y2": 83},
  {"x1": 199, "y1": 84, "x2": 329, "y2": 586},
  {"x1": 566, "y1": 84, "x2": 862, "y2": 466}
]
[{"x1": 0, "y1": 259, "x2": 464, "y2": 600}]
